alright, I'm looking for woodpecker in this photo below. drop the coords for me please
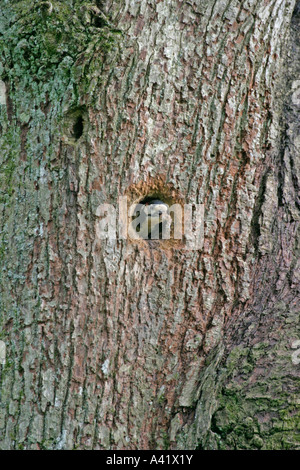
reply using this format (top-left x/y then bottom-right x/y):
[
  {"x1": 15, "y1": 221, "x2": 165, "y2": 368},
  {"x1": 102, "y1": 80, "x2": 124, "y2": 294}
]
[{"x1": 134, "y1": 200, "x2": 171, "y2": 240}]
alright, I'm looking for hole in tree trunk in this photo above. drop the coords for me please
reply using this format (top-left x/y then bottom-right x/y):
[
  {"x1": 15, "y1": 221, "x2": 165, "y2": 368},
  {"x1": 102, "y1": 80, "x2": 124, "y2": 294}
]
[
  {"x1": 93, "y1": 15, "x2": 108, "y2": 28},
  {"x1": 62, "y1": 107, "x2": 87, "y2": 143},
  {"x1": 126, "y1": 178, "x2": 186, "y2": 249},
  {"x1": 132, "y1": 197, "x2": 171, "y2": 240}
]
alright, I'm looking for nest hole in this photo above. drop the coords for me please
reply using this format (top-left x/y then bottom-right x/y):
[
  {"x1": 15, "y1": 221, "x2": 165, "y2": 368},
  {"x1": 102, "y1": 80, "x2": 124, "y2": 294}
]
[
  {"x1": 127, "y1": 184, "x2": 184, "y2": 248},
  {"x1": 133, "y1": 196, "x2": 169, "y2": 240}
]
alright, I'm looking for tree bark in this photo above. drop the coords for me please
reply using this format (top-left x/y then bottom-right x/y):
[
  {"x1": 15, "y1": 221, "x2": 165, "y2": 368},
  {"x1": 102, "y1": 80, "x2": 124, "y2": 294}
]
[{"x1": 0, "y1": 0, "x2": 299, "y2": 450}]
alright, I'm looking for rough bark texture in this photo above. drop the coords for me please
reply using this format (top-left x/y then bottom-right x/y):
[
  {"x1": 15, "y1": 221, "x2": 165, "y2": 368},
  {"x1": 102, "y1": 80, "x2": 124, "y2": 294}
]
[{"x1": 0, "y1": 0, "x2": 299, "y2": 450}]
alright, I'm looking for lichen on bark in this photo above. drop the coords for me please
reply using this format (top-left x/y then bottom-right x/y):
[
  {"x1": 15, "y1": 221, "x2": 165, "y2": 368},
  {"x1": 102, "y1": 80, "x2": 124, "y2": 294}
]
[{"x1": 0, "y1": 0, "x2": 121, "y2": 449}]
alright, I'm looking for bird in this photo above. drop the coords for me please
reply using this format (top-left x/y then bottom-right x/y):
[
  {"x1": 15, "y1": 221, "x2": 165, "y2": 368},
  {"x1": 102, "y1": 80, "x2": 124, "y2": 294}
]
[{"x1": 133, "y1": 200, "x2": 171, "y2": 240}]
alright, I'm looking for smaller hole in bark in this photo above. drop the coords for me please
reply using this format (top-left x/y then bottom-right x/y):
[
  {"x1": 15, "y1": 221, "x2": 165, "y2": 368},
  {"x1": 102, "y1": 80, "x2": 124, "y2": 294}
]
[
  {"x1": 63, "y1": 107, "x2": 86, "y2": 143},
  {"x1": 93, "y1": 15, "x2": 108, "y2": 28},
  {"x1": 72, "y1": 116, "x2": 84, "y2": 140}
]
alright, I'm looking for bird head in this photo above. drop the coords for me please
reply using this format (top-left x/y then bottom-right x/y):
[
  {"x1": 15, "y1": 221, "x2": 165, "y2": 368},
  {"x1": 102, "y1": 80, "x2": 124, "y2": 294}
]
[{"x1": 144, "y1": 200, "x2": 169, "y2": 221}]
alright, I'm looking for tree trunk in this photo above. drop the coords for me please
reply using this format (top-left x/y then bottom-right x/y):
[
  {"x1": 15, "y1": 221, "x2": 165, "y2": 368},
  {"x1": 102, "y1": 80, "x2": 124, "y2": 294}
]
[{"x1": 0, "y1": 0, "x2": 299, "y2": 450}]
